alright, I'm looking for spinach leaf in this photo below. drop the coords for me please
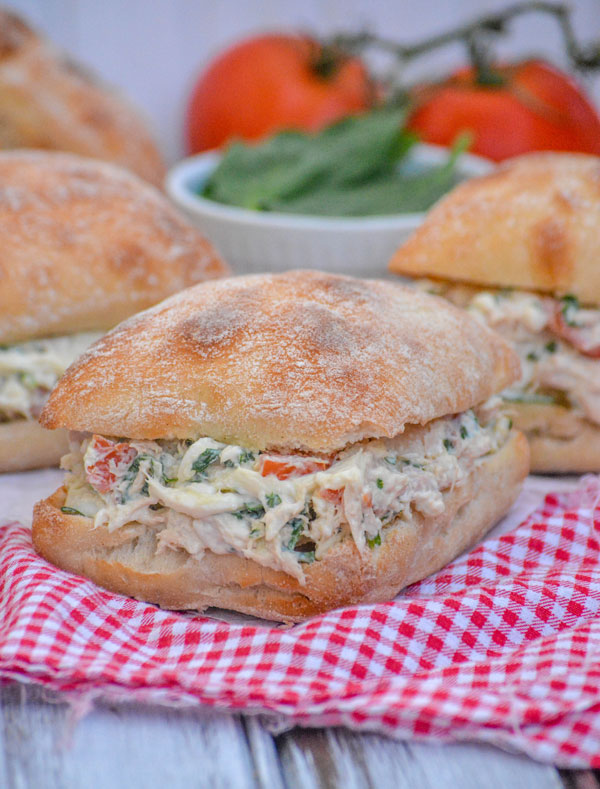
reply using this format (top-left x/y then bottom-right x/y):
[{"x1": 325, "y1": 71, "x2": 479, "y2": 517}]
[
  {"x1": 560, "y1": 294, "x2": 580, "y2": 327},
  {"x1": 367, "y1": 533, "x2": 382, "y2": 549},
  {"x1": 18, "y1": 372, "x2": 37, "y2": 389},
  {"x1": 61, "y1": 506, "x2": 85, "y2": 516},
  {"x1": 285, "y1": 517, "x2": 304, "y2": 551},
  {"x1": 202, "y1": 107, "x2": 419, "y2": 214},
  {"x1": 302, "y1": 500, "x2": 317, "y2": 521},
  {"x1": 269, "y1": 133, "x2": 468, "y2": 216},
  {"x1": 232, "y1": 502, "x2": 265, "y2": 520},
  {"x1": 266, "y1": 492, "x2": 281, "y2": 508},
  {"x1": 122, "y1": 455, "x2": 157, "y2": 497},
  {"x1": 192, "y1": 448, "x2": 221, "y2": 478},
  {"x1": 201, "y1": 108, "x2": 468, "y2": 217},
  {"x1": 502, "y1": 392, "x2": 559, "y2": 405}
]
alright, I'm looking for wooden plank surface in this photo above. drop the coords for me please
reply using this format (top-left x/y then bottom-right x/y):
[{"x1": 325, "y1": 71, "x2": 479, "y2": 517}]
[
  {"x1": 0, "y1": 681, "x2": 578, "y2": 789},
  {"x1": 0, "y1": 684, "x2": 255, "y2": 789},
  {"x1": 276, "y1": 727, "x2": 567, "y2": 789}
]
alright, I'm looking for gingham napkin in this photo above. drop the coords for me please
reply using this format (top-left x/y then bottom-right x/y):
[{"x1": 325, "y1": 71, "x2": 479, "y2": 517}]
[{"x1": 0, "y1": 476, "x2": 599, "y2": 768}]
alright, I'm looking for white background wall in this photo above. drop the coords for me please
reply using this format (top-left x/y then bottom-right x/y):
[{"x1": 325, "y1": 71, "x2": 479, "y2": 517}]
[{"x1": 7, "y1": 0, "x2": 600, "y2": 163}]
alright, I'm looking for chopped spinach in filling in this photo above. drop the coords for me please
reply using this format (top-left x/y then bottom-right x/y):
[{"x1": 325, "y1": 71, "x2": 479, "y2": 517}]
[{"x1": 62, "y1": 409, "x2": 511, "y2": 582}]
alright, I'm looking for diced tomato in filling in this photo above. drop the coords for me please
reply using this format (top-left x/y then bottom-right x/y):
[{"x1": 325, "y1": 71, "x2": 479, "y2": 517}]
[
  {"x1": 548, "y1": 306, "x2": 600, "y2": 358},
  {"x1": 319, "y1": 488, "x2": 370, "y2": 507},
  {"x1": 320, "y1": 487, "x2": 344, "y2": 505},
  {"x1": 84, "y1": 435, "x2": 137, "y2": 493},
  {"x1": 258, "y1": 455, "x2": 332, "y2": 480}
]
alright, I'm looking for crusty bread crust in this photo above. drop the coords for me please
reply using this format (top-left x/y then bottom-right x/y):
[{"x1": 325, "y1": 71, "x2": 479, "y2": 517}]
[
  {"x1": 0, "y1": 9, "x2": 165, "y2": 185},
  {"x1": 0, "y1": 151, "x2": 228, "y2": 344},
  {"x1": 389, "y1": 153, "x2": 600, "y2": 304},
  {"x1": 508, "y1": 401, "x2": 600, "y2": 473},
  {"x1": 0, "y1": 420, "x2": 68, "y2": 473},
  {"x1": 32, "y1": 431, "x2": 529, "y2": 622},
  {"x1": 40, "y1": 270, "x2": 520, "y2": 452}
]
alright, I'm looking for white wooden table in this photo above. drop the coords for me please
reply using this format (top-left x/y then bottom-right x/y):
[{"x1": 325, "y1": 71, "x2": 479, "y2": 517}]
[
  {"x1": 0, "y1": 471, "x2": 595, "y2": 788},
  {"x1": 0, "y1": 682, "x2": 588, "y2": 788}
]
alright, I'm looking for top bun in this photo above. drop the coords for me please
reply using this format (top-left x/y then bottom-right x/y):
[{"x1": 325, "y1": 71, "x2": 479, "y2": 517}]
[
  {"x1": 41, "y1": 270, "x2": 520, "y2": 452},
  {"x1": 390, "y1": 152, "x2": 600, "y2": 304},
  {"x1": 0, "y1": 9, "x2": 165, "y2": 185},
  {"x1": 0, "y1": 151, "x2": 227, "y2": 344}
]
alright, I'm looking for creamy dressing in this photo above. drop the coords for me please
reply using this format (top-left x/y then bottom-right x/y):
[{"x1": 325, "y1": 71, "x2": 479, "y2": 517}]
[
  {"x1": 468, "y1": 291, "x2": 600, "y2": 424},
  {"x1": 63, "y1": 409, "x2": 512, "y2": 582},
  {"x1": 417, "y1": 281, "x2": 600, "y2": 427},
  {"x1": 0, "y1": 332, "x2": 102, "y2": 421}
]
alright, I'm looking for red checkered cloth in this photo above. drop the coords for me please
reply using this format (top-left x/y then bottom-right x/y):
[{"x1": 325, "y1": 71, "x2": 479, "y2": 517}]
[{"x1": 1, "y1": 478, "x2": 600, "y2": 767}]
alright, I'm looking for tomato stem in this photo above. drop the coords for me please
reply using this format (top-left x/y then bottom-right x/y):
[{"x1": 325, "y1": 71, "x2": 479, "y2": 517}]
[
  {"x1": 466, "y1": 34, "x2": 506, "y2": 87},
  {"x1": 330, "y1": 2, "x2": 600, "y2": 73},
  {"x1": 311, "y1": 44, "x2": 343, "y2": 80}
]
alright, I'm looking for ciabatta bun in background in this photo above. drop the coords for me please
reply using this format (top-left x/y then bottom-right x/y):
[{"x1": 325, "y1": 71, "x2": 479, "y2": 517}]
[
  {"x1": 34, "y1": 271, "x2": 528, "y2": 622},
  {"x1": 389, "y1": 153, "x2": 600, "y2": 473},
  {"x1": 0, "y1": 9, "x2": 165, "y2": 185},
  {"x1": 0, "y1": 150, "x2": 227, "y2": 472},
  {"x1": 389, "y1": 153, "x2": 600, "y2": 301},
  {"x1": 0, "y1": 421, "x2": 70, "y2": 474},
  {"x1": 0, "y1": 151, "x2": 226, "y2": 344}
]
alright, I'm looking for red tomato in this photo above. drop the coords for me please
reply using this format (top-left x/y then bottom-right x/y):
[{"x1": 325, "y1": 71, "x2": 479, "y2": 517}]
[
  {"x1": 84, "y1": 435, "x2": 137, "y2": 493},
  {"x1": 259, "y1": 455, "x2": 332, "y2": 480},
  {"x1": 319, "y1": 488, "x2": 371, "y2": 507},
  {"x1": 185, "y1": 34, "x2": 373, "y2": 153},
  {"x1": 319, "y1": 488, "x2": 344, "y2": 505},
  {"x1": 407, "y1": 60, "x2": 600, "y2": 161}
]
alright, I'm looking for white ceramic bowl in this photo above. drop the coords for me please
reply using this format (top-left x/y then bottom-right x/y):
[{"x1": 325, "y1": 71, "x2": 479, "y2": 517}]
[{"x1": 166, "y1": 144, "x2": 493, "y2": 277}]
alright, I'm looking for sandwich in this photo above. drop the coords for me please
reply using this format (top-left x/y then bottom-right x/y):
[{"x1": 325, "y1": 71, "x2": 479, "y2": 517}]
[
  {"x1": 0, "y1": 150, "x2": 227, "y2": 472},
  {"x1": 0, "y1": 9, "x2": 165, "y2": 185},
  {"x1": 389, "y1": 152, "x2": 600, "y2": 473},
  {"x1": 32, "y1": 270, "x2": 529, "y2": 622}
]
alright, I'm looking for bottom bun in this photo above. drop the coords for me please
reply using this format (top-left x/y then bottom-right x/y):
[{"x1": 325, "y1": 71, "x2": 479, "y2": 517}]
[
  {"x1": 510, "y1": 402, "x2": 600, "y2": 473},
  {"x1": 32, "y1": 430, "x2": 529, "y2": 622},
  {"x1": 0, "y1": 420, "x2": 68, "y2": 473}
]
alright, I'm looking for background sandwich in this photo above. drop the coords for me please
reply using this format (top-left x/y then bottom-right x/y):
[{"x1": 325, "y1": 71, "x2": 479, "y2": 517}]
[
  {"x1": 33, "y1": 270, "x2": 528, "y2": 622},
  {"x1": 0, "y1": 9, "x2": 165, "y2": 185},
  {"x1": 389, "y1": 152, "x2": 600, "y2": 473},
  {"x1": 0, "y1": 150, "x2": 227, "y2": 472}
]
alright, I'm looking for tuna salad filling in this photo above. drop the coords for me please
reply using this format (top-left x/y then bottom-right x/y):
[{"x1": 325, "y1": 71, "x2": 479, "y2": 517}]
[
  {"x1": 419, "y1": 281, "x2": 600, "y2": 427},
  {"x1": 61, "y1": 408, "x2": 512, "y2": 581},
  {"x1": 0, "y1": 332, "x2": 102, "y2": 422}
]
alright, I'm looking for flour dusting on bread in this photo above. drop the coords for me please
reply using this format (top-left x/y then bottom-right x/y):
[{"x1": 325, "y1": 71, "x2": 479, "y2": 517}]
[
  {"x1": 390, "y1": 153, "x2": 600, "y2": 304},
  {"x1": 0, "y1": 151, "x2": 227, "y2": 344},
  {"x1": 0, "y1": 9, "x2": 165, "y2": 184},
  {"x1": 42, "y1": 271, "x2": 520, "y2": 451}
]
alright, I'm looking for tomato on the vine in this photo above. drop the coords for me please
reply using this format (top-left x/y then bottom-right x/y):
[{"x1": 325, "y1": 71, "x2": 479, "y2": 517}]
[
  {"x1": 407, "y1": 60, "x2": 600, "y2": 161},
  {"x1": 185, "y1": 34, "x2": 374, "y2": 153}
]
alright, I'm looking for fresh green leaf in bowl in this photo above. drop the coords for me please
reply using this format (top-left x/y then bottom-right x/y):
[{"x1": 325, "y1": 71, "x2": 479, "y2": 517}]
[{"x1": 200, "y1": 108, "x2": 470, "y2": 217}]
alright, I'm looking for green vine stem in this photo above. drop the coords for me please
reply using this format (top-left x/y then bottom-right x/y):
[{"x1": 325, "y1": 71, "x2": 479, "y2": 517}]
[{"x1": 331, "y1": 2, "x2": 600, "y2": 76}]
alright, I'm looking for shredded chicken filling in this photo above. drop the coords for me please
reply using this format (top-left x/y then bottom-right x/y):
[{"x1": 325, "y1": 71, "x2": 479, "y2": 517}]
[
  {"x1": 62, "y1": 409, "x2": 511, "y2": 582},
  {"x1": 419, "y1": 282, "x2": 600, "y2": 427},
  {"x1": 0, "y1": 332, "x2": 102, "y2": 422}
]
